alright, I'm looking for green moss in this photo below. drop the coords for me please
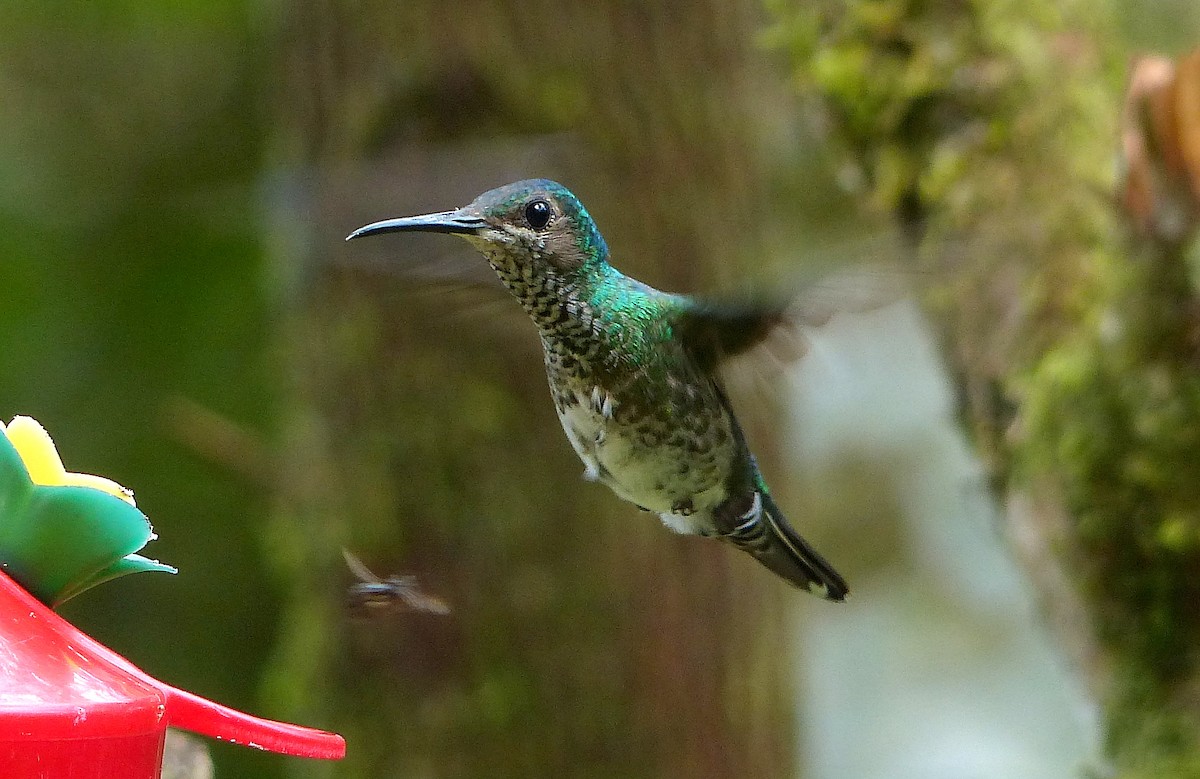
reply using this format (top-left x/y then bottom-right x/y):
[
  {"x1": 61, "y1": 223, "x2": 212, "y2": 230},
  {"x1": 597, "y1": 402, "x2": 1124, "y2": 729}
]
[
  {"x1": 768, "y1": 0, "x2": 1200, "y2": 772},
  {"x1": 1019, "y1": 254, "x2": 1200, "y2": 770}
]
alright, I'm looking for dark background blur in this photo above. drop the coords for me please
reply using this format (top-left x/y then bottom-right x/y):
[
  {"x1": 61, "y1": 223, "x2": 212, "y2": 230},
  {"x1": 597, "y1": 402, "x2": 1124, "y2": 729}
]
[{"x1": 1, "y1": 2, "x2": 1198, "y2": 778}]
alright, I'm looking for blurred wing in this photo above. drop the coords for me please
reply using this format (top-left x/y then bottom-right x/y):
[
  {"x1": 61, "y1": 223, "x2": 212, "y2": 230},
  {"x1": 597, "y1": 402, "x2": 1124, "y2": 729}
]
[
  {"x1": 674, "y1": 301, "x2": 791, "y2": 373},
  {"x1": 343, "y1": 548, "x2": 383, "y2": 583},
  {"x1": 337, "y1": 242, "x2": 507, "y2": 292},
  {"x1": 788, "y1": 263, "x2": 915, "y2": 329},
  {"x1": 335, "y1": 238, "x2": 537, "y2": 345},
  {"x1": 676, "y1": 263, "x2": 914, "y2": 373}
]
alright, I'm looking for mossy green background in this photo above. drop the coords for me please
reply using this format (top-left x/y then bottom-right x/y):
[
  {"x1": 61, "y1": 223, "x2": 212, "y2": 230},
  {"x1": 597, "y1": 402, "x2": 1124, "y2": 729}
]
[
  {"x1": 766, "y1": 0, "x2": 1200, "y2": 774},
  {"x1": 0, "y1": 2, "x2": 279, "y2": 775}
]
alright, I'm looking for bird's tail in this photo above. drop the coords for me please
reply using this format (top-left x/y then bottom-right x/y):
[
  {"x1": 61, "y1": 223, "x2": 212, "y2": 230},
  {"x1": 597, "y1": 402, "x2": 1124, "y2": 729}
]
[{"x1": 716, "y1": 489, "x2": 849, "y2": 601}]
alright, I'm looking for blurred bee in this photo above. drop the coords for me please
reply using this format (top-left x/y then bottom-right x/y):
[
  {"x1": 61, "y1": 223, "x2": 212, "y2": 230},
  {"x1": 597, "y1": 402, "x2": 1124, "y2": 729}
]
[{"x1": 343, "y1": 549, "x2": 450, "y2": 616}]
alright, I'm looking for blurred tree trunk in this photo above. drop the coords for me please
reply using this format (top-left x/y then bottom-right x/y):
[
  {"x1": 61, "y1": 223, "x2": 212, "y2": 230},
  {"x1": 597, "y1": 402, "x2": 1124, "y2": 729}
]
[
  {"x1": 265, "y1": 2, "x2": 808, "y2": 777},
  {"x1": 768, "y1": 0, "x2": 1200, "y2": 775}
]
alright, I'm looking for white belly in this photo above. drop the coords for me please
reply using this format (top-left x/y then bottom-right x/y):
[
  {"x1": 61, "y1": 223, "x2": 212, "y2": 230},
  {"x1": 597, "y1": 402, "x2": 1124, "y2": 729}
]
[{"x1": 556, "y1": 388, "x2": 725, "y2": 533}]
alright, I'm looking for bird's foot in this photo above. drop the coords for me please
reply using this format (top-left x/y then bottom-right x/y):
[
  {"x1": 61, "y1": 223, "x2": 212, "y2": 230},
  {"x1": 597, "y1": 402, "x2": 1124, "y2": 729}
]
[{"x1": 671, "y1": 497, "x2": 695, "y2": 516}]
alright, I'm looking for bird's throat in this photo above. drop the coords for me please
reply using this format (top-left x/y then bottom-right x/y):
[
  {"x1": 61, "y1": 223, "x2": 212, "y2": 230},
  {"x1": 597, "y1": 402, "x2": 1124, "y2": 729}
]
[{"x1": 467, "y1": 238, "x2": 612, "y2": 340}]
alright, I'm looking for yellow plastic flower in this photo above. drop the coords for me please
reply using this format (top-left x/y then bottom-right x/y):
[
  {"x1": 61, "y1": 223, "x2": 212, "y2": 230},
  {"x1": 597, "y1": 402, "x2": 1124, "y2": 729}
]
[
  {"x1": 0, "y1": 415, "x2": 173, "y2": 606},
  {"x1": 2, "y1": 416, "x2": 137, "y2": 506}
]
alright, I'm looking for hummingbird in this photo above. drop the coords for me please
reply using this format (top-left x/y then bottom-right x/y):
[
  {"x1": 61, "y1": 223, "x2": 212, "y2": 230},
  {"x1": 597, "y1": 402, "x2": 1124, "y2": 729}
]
[{"x1": 347, "y1": 180, "x2": 850, "y2": 601}]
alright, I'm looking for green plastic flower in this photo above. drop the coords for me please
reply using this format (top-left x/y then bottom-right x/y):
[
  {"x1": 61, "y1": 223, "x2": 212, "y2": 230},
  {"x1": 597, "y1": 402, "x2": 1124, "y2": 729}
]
[{"x1": 0, "y1": 416, "x2": 175, "y2": 606}]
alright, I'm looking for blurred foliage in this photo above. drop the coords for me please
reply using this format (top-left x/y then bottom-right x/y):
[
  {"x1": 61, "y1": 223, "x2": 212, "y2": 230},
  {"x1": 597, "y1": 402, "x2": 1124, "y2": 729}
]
[
  {"x1": 766, "y1": 0, "x2": 1200, "y2": 774},
  {"x1": 1021, "y1": 242, "x2": 1200, "y2": 771},
  {"x1": 0, "y1": 2, "x2": 283, "y2": 776}
]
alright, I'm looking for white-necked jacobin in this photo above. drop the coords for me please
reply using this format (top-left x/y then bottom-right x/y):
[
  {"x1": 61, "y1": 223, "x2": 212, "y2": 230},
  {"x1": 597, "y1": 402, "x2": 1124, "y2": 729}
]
[{"x1": 348, "y1": 180, "x2": 849, "y2": 600}]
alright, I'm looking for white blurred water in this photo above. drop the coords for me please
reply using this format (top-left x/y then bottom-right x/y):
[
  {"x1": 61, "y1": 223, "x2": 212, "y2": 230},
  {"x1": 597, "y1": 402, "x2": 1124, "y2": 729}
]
[{"x1": 785, "y1": 300, "x2": 1099, "y2": 779}]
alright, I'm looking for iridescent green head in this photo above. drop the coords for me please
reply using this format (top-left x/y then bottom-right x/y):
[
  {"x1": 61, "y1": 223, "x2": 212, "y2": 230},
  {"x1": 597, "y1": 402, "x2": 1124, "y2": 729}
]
[{"x1": 347, "y1": 179, "x2": 610, "y2": 272}]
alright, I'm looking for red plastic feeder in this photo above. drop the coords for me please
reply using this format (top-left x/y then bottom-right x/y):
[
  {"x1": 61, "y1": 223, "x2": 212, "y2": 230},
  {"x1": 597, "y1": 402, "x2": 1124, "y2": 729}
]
[{"x1": 0, "y1": 569, "x2": 345, "y2": 777}]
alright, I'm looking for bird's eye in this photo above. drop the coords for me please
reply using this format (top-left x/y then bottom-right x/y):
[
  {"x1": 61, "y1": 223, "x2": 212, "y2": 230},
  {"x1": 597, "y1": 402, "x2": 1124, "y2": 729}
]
[{"x1": 524, "y1": 199, "x2": 552, "y2": 230}]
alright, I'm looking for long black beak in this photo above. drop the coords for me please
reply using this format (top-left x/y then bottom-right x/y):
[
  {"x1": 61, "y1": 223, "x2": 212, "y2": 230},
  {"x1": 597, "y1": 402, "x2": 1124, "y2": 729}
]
[{"x1": 345, "y1": 210, "x2": 488, "y2": 241}]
